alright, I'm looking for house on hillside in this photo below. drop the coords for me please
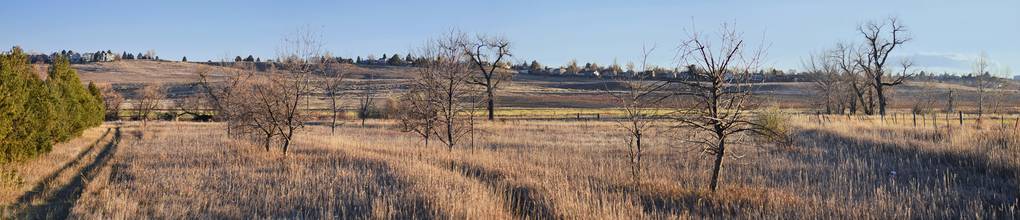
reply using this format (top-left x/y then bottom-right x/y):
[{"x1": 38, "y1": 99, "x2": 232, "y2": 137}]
[
  {"x1": 99, "y1": 52, "x2": 116, "y2": 62},
  {"x1": 81, "y1": 53, "x2": 94, "y2": 62}
]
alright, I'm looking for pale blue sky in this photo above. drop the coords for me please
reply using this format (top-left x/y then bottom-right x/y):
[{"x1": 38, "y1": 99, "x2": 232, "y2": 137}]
[{"x1": 2, "y1": 0, "x2": 1017, "y2": 74}]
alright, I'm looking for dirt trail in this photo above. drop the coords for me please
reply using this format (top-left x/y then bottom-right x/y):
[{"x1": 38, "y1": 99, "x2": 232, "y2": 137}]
[{"x1": 9, "y1": 127, "x2": 121, "y2": 219}]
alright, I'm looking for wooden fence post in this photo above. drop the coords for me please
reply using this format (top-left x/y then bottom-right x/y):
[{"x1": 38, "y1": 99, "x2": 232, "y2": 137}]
[{"x1": 959, "y1": 111, "x2": 963, "y2": 125}]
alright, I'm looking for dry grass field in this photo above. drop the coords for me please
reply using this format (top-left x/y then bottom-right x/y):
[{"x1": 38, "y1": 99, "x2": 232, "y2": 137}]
[
  {"x1": 3, "y1": 114, "x2": 1014, "y2": 219},
  {"x1": 4, "y1": 61, "x2": 1019, "y2": 219}
]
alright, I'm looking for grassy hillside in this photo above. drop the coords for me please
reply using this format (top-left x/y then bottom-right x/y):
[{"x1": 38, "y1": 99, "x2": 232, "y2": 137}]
[{"x1": 71, "y1": 60, "x2": 1020, "y2": 112}]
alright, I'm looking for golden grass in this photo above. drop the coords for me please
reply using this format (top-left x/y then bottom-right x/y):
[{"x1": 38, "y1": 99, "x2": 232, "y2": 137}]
[
  {"x1": 0, "y1": 126, "x2": 110, "y2": 205},
  {"x1": 4, "y1": 114, "x2": 1017, "y2": 218}
]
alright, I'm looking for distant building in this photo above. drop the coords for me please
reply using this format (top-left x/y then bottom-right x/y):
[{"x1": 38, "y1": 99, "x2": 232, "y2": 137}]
[
  {"x1": 81, "y1": 53, "x2": 94, "y2": 62},
  {"x1": 99, "y1": 52, "x2": 116, "y2": 62}
]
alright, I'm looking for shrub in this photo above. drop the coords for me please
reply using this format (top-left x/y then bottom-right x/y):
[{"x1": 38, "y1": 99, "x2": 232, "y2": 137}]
[{"x1": 755, "y1": 106, "x2": 793, "y2": 148}]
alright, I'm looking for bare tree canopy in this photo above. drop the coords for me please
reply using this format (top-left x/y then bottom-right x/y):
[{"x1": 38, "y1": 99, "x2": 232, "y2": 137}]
[
  {"x1": 605, "y1": 45, "x2": 670, "y2": 185},
  {"x1": 804, "y1": 50, "x2": 843, "y2": 114},
  {"x1": 398, "y1": 32, "x2": 481, "y2": 150},
  {"x1": 832, "y1": 42, "x2": 873, "y2": 115},
  {"x1": 855, "y1": 17, "x2": 913, "y2": 116},
  {"x1": 319, "y1": 57, "x2": 349, "y2": 134},
  {"x1": 673, "y1": 23, "x2": 772, "y2": 192},
  {"x1": 136, "y1": 83, "x2": 164, "y2": 128},
  {"x1": 193, "y1": 28, "x2": 325, "y2": 155},
  {"x1": 461, "y1": 32, "x2": 513, "y2": 121}
]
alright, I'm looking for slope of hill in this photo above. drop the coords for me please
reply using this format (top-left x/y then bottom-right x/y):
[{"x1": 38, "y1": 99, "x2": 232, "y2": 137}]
[{"x1": 69, "y1": 60, "x2": 1020, "y2": 111}]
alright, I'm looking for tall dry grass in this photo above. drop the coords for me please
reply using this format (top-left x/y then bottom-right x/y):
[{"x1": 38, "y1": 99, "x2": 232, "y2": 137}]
[
  {"x1": 1, "y1": 126, "x2": 110, "y2": 205},
  {"x1": 62, "y1": 116, "x2": 1019, "y2": 219}
]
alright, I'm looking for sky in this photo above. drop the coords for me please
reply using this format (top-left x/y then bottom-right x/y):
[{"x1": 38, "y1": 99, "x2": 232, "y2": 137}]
[{"x1": 1, "y1": 0, "x2": 1017, "y2": 75}]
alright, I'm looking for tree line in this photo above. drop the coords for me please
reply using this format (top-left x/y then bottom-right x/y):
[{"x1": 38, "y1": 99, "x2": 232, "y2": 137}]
[
  {"x1": 1, "y1": 47, "x2": 105, "y2": 164},
  {"x1": 179, "y1": 18, "x2": 975, "y2": 193}
]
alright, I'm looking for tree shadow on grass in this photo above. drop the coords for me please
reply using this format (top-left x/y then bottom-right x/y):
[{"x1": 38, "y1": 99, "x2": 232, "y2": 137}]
[
  {"x1": 634, "y1": 127, "x2": 1019, "y2": 218},
  {"x1": 12, "y1": 127, "x2": 120, "y2": 219}
]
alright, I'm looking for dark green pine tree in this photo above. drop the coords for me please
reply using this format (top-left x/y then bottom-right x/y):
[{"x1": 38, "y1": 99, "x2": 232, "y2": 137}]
[{"x1": 47, "y1": 55, "x2": 98, "y2": 142}]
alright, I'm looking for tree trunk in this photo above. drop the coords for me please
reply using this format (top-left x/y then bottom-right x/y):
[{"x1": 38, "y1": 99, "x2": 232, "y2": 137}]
[
  {"x1": 447, "y1": 119, "x2": 454, "y2": 151},
  {"x1": 633, "y1": 132, "x2": 642, "y2": 186},
  {"x1": 486, "y1": 86, "x2": 495, "y2": 121},
  {"x1": 331, "y1": 99, "x2": 338, "y2": 135},
  {"x1": 331, "y1": 112, "x2": 337, "y2": 135},
  {"x1": 709, "y1": 138, "x2": 726, "y2": 192},
  {"x1": 263, "y1": 136, "x2": 271, "y2": 152},
  {"x1": 282, "y1": 129, "x2": 294, "y2": 155},
  {"x1": 876, "y1": 79, "x2": 887, "y2": 116}
]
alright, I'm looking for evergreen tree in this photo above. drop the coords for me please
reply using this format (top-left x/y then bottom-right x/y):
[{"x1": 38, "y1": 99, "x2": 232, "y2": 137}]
[
  {"x1": 47, "y1": 55, "x2": 100, "y2": 142},
  {"x1": 387, "y1": 54, "x2": 404, "y2": 65},
  {"x1": 86, "y1": 81, "x2": 105, "y2": 125},
  {"x1": 1, "y1": 47, "x2": 31, "y2": 162},
  {"x1": 182, "y1": 56, "x2": 188, "y2": 62},
  {"x1": 530, "y1": 60, "x2": 542, "y2": 73},
  {"x1": 1, "y1": 47, "x2": 58, "y2": 162}
]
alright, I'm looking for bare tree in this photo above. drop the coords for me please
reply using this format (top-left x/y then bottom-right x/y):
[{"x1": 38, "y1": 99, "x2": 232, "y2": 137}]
[
  {"x1": 171, "y1": 92, "x2": 209, "y2": 121},
  {"x1": 409, "y1": 32, "x2": 479, "y2": 150},
  {"x1": 462, "y1": 33, "x2": 513, "y2": 121},
  {"x1": 673, "y1": 23, "x2": 771, "y2": 192},
  {"x1": 974, "y1": 51, "x2": 994, "y2": 119},
  {"x1": 605, "y1": 45, "x2": 669, "y2": 186},
  {"x1": 98, "y1": 83, "x2": 123, "y2": 121},
  {"x1": 136, "y1": 84, "x2": 163, "y2": 128},
  {"x1": 833, "y1": 43, "x2": 872, "y2": 115},
  {"x1": 264, "y1": 28, "x2": 322, "y2": 154},
  {"x1": 356, "y1": 76, "x2": 378, "y2": 127},
  {"x1": 195, "y1": 29, "x2": 321, "y2": 155},
  {"x1": 397, "y1": 83, "x2": 438, "y2": 148},
  {"x1": 856, "y1": 17, "x2": 913, "y2": 116},
  {"x1": 195, "y1": 61, "x2": 253, "y2": 132},
  {"x1": 319, "y1": 58, "x2": 349, "y2": 134},
  {"x1": 804, "y1": 51, "x2": 842, "y2": 114}
]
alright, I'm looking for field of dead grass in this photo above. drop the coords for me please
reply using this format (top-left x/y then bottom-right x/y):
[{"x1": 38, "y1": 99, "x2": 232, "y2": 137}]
[{"x1": 4, "y1": 114, "x2": 1019, "y2": 219}]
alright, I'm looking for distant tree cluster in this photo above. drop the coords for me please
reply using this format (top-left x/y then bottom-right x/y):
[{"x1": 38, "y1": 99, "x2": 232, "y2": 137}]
[
  {"x1": 1, "y1": 47, "x2": 104, "y2": 164},
  {"x1": 806, "y1": 17, "x2": 913, "y2": 116}
]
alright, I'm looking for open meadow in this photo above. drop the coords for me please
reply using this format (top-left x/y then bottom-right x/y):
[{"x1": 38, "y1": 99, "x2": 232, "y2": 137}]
[
  {"x1": 4, "y1": 2, "x2": 1020, "y2": 218},
  {"x1": 4, "y1": 114, "x2": 1017, "y2": 219}
]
